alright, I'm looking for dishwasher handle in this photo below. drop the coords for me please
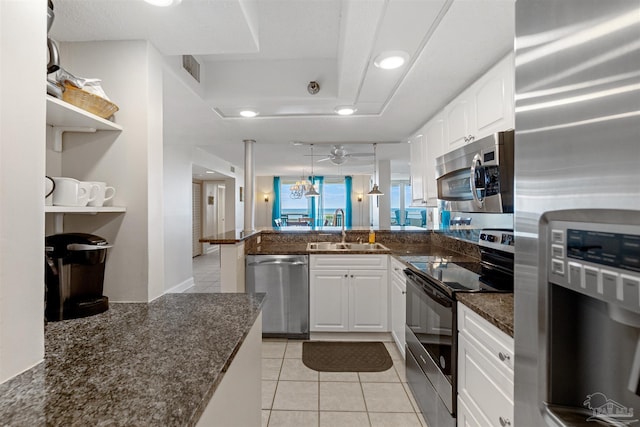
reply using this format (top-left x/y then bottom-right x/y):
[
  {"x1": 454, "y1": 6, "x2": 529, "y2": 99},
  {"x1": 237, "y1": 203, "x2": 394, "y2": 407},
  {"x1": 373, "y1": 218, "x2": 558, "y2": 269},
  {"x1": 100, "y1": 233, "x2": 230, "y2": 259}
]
[{"x1": 247, "y1": 259, "x2": 307, "y2": 267}]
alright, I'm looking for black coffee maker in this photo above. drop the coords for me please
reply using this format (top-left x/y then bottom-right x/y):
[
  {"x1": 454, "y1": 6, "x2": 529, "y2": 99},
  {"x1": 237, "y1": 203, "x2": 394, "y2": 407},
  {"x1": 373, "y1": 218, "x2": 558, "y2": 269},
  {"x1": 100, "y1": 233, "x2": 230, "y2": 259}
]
[{"x1": 45, "y1": 233, "x2": 111, "y2": 321}]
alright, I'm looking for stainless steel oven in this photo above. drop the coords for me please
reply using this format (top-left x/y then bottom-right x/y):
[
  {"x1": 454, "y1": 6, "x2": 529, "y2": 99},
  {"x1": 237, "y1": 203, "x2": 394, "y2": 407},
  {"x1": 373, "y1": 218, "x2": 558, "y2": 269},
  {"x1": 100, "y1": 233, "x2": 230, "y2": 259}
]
[
  {"x1": 403, "y1": 229, "x2": 515, "y2": 426},
  {"x1": 405, "y1": 268, "x2": 456, "y2": 427},
  {"x1": 435, "y1": 131, "x2": 514, "y2": 213}
]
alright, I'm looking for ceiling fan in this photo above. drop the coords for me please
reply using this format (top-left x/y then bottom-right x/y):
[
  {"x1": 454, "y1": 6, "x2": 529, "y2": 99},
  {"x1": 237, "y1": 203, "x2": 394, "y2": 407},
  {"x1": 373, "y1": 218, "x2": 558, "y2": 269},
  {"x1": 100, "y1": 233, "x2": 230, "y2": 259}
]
[{"x1": 315, "y1": 145, "x2": 374, "y2": 165}]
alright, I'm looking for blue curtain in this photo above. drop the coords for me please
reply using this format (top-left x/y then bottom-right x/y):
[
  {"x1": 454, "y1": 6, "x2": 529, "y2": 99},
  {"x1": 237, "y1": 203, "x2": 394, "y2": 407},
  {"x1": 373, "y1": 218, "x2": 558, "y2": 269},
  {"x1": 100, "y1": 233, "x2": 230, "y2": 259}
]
[
  {"x1": 345, "y1": 176, "x2": 353, "y2": 228},
  {"x1": 272, "y1": 177, "x2": 281, "y2": 227},
  {"x1": 309, "y1": 176, "x2": 323, "y2": 226}
]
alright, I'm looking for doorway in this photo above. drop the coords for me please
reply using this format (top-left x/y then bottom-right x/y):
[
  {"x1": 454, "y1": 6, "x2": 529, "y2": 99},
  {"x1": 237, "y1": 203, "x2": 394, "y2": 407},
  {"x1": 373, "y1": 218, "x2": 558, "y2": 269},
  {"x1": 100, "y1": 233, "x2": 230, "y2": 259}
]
[{"x1": 192, "y1": 181, "x2": 202, "y2": 257}]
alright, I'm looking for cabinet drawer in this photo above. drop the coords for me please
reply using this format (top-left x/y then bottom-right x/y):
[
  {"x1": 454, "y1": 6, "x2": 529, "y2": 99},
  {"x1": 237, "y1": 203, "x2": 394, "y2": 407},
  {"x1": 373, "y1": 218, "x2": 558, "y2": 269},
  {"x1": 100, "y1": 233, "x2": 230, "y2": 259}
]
[
  {"x1": 310, "y1": 254, "x2": 387, "y2": 269},
  {"x1": 390, "y1": 257, "x2": 407, "y2": 281},
  {"x1": 458, "y1": 302, "x2": 514, "y2": 373},
  {"x1": 458, "y1": 334, "x2": 514, "y2": 426}
]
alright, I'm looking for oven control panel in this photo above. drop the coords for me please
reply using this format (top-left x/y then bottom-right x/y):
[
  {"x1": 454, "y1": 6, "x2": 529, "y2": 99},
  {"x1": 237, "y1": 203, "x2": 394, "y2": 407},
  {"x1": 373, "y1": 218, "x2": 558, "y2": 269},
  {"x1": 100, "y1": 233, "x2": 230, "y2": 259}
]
[
  {"x1": 548, "y1": 220, "x2": 640, "y2": 314},
  {"x1": 478, "y1": 229, "x2": 515, "y2": 254}
]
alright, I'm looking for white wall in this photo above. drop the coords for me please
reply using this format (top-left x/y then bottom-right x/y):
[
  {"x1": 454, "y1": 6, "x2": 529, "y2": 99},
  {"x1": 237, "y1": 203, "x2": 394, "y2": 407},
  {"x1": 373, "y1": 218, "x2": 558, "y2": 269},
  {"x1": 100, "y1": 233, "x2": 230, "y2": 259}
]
[
  {"x1": 350, "y1": 175, "x2": 372, "y2": 227},
  {"x1": 59, "y1": 40, "x2": 165, "y2": 302},
  {"x1": 378, "y1": 159, "x2": 391, "y2": 228},
  {"x1": 255, "y1": 176, "x2": 273, "y2": 227},
  {"x1": 162, "y1": 144, "x2": 243, "y2": 293},
  {"x1": 0, "y1": 0, "x2": 46, "y2": 382}
]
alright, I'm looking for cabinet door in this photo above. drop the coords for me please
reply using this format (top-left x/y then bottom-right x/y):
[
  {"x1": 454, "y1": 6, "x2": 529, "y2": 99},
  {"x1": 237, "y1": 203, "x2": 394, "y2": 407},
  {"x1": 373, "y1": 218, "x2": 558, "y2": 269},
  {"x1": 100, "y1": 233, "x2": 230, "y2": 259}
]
[
  {"x1": 445, "y1": 97, "x2": 475, "y2": 152},
  {"x1": 473, "y1": 54, "x2": 514, "y2": 139},
  {"x1": 424, "y1": 115, "x2": 445, "y2": 204},
  {"x1": 457, "y1": 395, "x2": 487, "y2": 427},
  {"x1": 349, "y1": 269, "x2": 388, "y2": 332},
  {"x1": 458, "y1": 334, "x2": 514, "y2": 427},
  {"x1": 310, "y1": 270, "x2": 349, "y2": 332},
  {"x1": 390, "y1": 270, "x2": 406, "y2": 357},
  {"x1": 409, "y1": 133, "x2": 426, "y2": 205}
]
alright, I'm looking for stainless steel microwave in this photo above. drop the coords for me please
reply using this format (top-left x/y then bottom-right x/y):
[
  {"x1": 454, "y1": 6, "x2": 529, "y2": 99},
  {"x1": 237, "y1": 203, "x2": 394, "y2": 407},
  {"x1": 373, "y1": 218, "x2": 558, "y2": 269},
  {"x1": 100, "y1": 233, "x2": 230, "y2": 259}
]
[{"x1": 435, "y1": 131, "x2": 514, "y2": 213}]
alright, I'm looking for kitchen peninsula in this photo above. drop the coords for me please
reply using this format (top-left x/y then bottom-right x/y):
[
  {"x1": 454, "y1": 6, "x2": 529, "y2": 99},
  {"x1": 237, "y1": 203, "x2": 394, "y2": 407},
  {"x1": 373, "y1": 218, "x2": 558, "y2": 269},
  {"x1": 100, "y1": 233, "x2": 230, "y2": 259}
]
[{"x1": 0, "y1": 293, "x2": 265, "y2": 427}]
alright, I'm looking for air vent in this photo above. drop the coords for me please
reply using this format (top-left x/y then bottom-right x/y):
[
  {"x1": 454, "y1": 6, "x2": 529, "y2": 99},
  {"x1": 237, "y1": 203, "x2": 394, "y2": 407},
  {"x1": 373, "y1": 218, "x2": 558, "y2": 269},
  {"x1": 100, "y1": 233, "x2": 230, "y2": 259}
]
[
  {"x1": 230, "y1": 165, "x2": 235, "y2": 173},
  {"x1": 182, "y1": 55, "x2": 200, "y2": 83}
]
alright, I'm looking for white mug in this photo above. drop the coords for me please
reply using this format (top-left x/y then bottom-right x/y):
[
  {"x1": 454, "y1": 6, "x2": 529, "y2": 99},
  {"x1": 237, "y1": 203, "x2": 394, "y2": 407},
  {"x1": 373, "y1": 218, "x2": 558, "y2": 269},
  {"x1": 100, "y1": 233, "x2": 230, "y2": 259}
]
[
  {"x1": 87, "y1": 181, "x2": 116, "y2": 207},
  {"x1": 79, "y1": 181, "x2": 99, "y2": 207},
  {"x1": 52, "y1": 177, "x2": 96, "y2": 207}
]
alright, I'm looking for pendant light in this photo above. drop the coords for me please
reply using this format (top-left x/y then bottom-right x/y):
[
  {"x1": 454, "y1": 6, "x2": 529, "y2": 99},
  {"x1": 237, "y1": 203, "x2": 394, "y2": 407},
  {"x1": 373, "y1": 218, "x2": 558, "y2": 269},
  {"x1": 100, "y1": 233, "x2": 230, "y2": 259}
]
[
  {"x1": 368, "y1": 143, "x2": 384, "y2": 196},
  {"x1": 305, "y1": 144, "x2": 320, "y2": 198}
]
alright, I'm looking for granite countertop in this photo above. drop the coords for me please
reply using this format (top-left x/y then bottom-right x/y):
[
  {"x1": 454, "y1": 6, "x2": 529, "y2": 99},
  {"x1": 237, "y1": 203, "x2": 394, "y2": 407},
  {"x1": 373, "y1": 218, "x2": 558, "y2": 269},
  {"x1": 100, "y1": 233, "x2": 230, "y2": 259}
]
[
  {"x1": 456, "y1": 293, "x2": 514, "y2": 337},
  {"x1": 200, "y1": 229, "x2": 261, "y2": 244},
  {"x1": 0, "y1": 293, "x2": 265, "y2": 427}
]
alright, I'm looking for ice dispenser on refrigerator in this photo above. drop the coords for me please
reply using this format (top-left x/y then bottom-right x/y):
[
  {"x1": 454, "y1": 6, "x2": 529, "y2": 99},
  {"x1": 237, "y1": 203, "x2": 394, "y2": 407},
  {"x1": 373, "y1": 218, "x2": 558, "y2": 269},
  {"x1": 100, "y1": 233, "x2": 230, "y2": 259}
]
[{"x1": 45, "y1": 233, "x2": 112, "y2": 321}]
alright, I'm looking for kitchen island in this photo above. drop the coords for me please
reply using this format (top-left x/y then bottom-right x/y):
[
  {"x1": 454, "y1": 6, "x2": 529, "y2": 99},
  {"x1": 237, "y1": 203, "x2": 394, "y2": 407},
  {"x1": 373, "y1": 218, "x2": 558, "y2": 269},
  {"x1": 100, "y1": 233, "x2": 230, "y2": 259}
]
[{"x1": 0, "y1": 293, "x2": 265, "y2": 427}]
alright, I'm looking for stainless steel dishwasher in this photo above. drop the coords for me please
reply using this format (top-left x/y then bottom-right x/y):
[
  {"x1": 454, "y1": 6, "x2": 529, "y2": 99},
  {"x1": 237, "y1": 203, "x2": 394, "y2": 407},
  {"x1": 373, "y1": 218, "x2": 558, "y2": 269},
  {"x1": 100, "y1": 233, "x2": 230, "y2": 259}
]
[{"x1": 245, "y1": 255, "x2": 309, "y2": 339}]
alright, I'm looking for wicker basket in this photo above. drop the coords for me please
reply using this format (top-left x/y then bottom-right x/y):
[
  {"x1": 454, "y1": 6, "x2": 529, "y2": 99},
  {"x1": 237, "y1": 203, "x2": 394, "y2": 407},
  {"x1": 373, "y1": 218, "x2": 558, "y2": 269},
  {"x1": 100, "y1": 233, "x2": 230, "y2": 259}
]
[{"x1": 62, "y1": 82, "x2": 119, "y2": 119}]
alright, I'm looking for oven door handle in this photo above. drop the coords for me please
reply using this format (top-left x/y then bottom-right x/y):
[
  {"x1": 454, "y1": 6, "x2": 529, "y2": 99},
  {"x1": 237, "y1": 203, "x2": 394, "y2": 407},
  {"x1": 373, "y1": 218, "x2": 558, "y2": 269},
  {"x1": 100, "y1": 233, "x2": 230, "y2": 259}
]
[{"x1": 470, "y1": 153, "x2": 485, "y2": 209}]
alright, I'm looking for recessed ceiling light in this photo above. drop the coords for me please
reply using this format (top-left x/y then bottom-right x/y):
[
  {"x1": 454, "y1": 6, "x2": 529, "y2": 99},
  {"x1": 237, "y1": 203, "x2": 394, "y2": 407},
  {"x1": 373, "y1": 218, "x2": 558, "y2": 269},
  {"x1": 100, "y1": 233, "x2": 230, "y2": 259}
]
[
  {"x1": 335, "y1": 106, "x2": 356, "y2": 116},
  {"x1": 205, "y1": 170, "x2": 215, "y2": 174},
  {"x1": 240, "y1": 110, "x2": 258, "y2": 118},
  {"x1": 144, "y1": 0, "x2": 182, "y2": 6},
  {"x1": 374, "y1": 51, "x2": 409, "y2": 70}
]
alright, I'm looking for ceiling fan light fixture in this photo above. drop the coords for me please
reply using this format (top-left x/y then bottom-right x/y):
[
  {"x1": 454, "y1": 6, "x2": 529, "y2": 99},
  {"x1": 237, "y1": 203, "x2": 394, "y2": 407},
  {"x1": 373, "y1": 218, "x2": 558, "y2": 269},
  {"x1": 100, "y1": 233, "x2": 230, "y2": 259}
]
[
  {"x1": 239, "y1": 110, "x2": 258, "y2": 118},
  {"x1": 144, "y1": 0, "x2": 182, "y2": 7},
  {"x1": 335, "y1": 106, "x2": 356, "y2": 116},
  {"x1": 374, "y1": 51, "x2": 409, "y2": 70}
]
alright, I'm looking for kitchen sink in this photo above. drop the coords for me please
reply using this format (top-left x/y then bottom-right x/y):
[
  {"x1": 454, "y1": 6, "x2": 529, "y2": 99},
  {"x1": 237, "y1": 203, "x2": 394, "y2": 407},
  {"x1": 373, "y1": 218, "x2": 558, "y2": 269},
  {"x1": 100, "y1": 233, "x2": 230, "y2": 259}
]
[{"x1": 306, "y1": 242, "x2": 390, "y2": 252}]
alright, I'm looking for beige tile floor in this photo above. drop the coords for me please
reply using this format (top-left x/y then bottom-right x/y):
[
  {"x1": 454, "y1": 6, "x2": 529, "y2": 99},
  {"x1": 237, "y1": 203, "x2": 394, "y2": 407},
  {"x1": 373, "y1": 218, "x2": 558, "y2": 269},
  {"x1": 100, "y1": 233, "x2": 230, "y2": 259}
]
[{"x1": 261, "y1": 339, "x2": 429, "y2": 427}]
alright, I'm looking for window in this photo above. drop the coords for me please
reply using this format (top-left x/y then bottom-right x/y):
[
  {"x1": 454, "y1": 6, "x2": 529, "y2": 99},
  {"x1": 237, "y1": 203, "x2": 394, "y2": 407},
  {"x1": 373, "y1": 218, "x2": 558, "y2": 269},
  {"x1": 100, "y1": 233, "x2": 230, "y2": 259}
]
[
  {"x1": 391, "y1": 181, "x2": 426, "y2": 228},
  {"x1": 278, "y1": 177, "x2": 348, "y2": 226}
]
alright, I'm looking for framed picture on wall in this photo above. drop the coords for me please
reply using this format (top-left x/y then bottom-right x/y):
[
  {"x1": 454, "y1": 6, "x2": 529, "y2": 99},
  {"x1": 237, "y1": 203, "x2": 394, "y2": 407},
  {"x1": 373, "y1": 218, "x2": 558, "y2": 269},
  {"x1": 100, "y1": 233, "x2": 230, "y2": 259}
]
[{"x1": 239, "y1": 187, "x2": 244, "y2": 202}]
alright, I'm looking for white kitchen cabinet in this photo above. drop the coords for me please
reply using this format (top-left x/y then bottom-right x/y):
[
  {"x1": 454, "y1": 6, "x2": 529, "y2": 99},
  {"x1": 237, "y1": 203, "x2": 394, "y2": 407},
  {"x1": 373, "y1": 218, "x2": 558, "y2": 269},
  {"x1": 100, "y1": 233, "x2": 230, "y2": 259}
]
[
  {"x1": 389, "y1": 257, "x2": 407, "y2": 357},
  {"x1": 409, "y1": 133, "x2": 427, "y2": 206},
  {"x1": 473, "y1": 54, "x2": 515, "y2": 138},
  {"x1": 310, "y1": 255, "x2": 388, "y2": 333},
  {"x1": 443, "y1": 52, "x2": 514, "y2": 155},
  {"x1": 424, "y1": 114, "x2": 445, "y2": 204},
  {"x1": 457, "y1": 302, "x2": 514, "y2": 427},
  {"x1": 445, "y1": 96, "x2": 476, "y2": 152}
]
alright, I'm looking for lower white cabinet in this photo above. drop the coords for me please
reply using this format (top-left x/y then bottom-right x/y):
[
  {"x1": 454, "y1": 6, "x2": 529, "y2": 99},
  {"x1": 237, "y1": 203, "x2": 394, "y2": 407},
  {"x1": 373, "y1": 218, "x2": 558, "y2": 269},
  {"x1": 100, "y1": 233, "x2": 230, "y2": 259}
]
[
  {"x1": 457, "y1": 302, "x2": 514, "y2": 427},
  {"x1": 310, "y1": 255, "x2": 388, "y2": 332},
  {"x1": 390, "y1": 257, "x2": 406, "y2": 357}
]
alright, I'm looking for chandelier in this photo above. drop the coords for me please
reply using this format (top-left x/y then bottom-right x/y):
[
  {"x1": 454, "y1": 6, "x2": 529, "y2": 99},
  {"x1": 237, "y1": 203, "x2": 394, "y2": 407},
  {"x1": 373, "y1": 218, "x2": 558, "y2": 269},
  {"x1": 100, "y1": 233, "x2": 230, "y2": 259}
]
[{"x1": 290, "y1": 169, "x2": 311, "y2": 199}]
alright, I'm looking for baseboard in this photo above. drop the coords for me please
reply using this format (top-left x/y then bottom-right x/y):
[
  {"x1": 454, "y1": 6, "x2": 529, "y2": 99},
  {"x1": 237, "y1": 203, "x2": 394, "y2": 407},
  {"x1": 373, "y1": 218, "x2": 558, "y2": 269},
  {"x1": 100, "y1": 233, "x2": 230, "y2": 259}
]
[
  {"x1": 165, "y1": 277, "x2": 195, "y2": 294},
  {"x1": 309, "y1": 332, "x2": 393, "y2": 342}
]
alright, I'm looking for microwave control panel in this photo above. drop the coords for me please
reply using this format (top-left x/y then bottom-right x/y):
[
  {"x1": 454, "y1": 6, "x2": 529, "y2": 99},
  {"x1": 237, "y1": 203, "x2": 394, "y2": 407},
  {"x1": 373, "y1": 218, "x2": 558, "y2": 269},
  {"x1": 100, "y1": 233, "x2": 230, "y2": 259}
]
[{"x1": 547, "y1": 219, "x2": 640, "y2": 314}]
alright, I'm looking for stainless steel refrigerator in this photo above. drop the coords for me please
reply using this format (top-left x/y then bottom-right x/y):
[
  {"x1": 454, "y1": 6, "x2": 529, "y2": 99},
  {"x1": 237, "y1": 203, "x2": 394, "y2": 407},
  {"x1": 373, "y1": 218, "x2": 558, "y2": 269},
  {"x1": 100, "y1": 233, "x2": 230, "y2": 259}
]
[{"x1": 515, "y1": 1, "x2": 640, "y2": 426}]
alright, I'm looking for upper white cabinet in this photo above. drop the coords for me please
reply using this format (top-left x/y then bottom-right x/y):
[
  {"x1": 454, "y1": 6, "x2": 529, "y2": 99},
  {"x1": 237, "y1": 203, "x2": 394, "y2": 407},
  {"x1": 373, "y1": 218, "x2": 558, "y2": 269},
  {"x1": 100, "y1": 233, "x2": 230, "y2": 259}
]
[
  {"x1": 423, "y1": 114, "x2": 445, "y2": 204},
  {"x1": 444, "y1": 53, "x2": 514, "y2": 153},
  {"x1": 473, "y1": 54, "x2": 515, "y2": 138},
  {"x1": 445, "y1": 97, "x2": 476, "y2": 152},
  {"x1": 409, "y1": 133, "x2": 427, "y2": 206}
]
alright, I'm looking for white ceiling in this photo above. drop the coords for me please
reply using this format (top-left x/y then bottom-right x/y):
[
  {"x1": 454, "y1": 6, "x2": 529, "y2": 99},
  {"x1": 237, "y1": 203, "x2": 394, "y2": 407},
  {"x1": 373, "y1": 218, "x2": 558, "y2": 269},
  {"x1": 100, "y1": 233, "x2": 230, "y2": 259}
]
[{"x1": 50, "y1": 0, "x2": 515, "y2": 178}]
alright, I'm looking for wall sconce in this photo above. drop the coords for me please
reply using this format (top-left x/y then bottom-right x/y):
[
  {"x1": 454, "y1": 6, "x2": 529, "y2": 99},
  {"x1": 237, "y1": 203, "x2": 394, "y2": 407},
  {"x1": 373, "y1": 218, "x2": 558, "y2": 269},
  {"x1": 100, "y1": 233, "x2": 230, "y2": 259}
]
[
  {"x1": 264, "y1": 194, "x2": 269, "y2": 203},
  {"x1": 357, "y1": 194, "x2": 363, "y2": 202}
]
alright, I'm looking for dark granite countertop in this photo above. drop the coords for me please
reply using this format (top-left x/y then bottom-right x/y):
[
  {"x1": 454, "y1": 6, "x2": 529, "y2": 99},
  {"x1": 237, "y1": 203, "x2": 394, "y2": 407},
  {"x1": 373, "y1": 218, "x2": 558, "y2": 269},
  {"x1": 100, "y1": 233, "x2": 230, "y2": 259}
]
[
  {"x1": 456, "y1": 293, "x2": 514, "y2": 337},
  {"x1": 0, "y1": 293, "x2": 265, "y2": 427},
  {"x1": 200, "y1": 229, "x2": 260, "y2": 244}
]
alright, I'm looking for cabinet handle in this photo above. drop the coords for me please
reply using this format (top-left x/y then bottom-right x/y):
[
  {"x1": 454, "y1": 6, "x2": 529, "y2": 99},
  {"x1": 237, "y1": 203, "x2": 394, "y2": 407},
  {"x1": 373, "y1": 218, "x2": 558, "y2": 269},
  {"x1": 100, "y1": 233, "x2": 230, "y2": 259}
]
[
  {"x1": 344, "y1": 274, "x2": 348, "y2": 278},
  {"x1": 401, "y1": 291, "x2": 406, "y2": 295},
  {"x1": 350, "y1": 275, "x2": 354, "y2": 278},
  {"x1": 468, "y1": 134, "x2": 475, "y2": 142},
  {"x1": 499, "y1": 416, "x2": 511, "y2": 426},
  {"x1": 498, "y1": 352, "x2": 511, "y2": 363}
]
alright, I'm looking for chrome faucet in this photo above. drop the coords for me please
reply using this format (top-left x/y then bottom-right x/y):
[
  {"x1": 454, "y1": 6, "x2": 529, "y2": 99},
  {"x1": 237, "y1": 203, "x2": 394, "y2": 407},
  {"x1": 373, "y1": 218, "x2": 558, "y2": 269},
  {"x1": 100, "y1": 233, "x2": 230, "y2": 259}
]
[{"x1": 333, "y1": 208, "x2": 346, "y2": 243}]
